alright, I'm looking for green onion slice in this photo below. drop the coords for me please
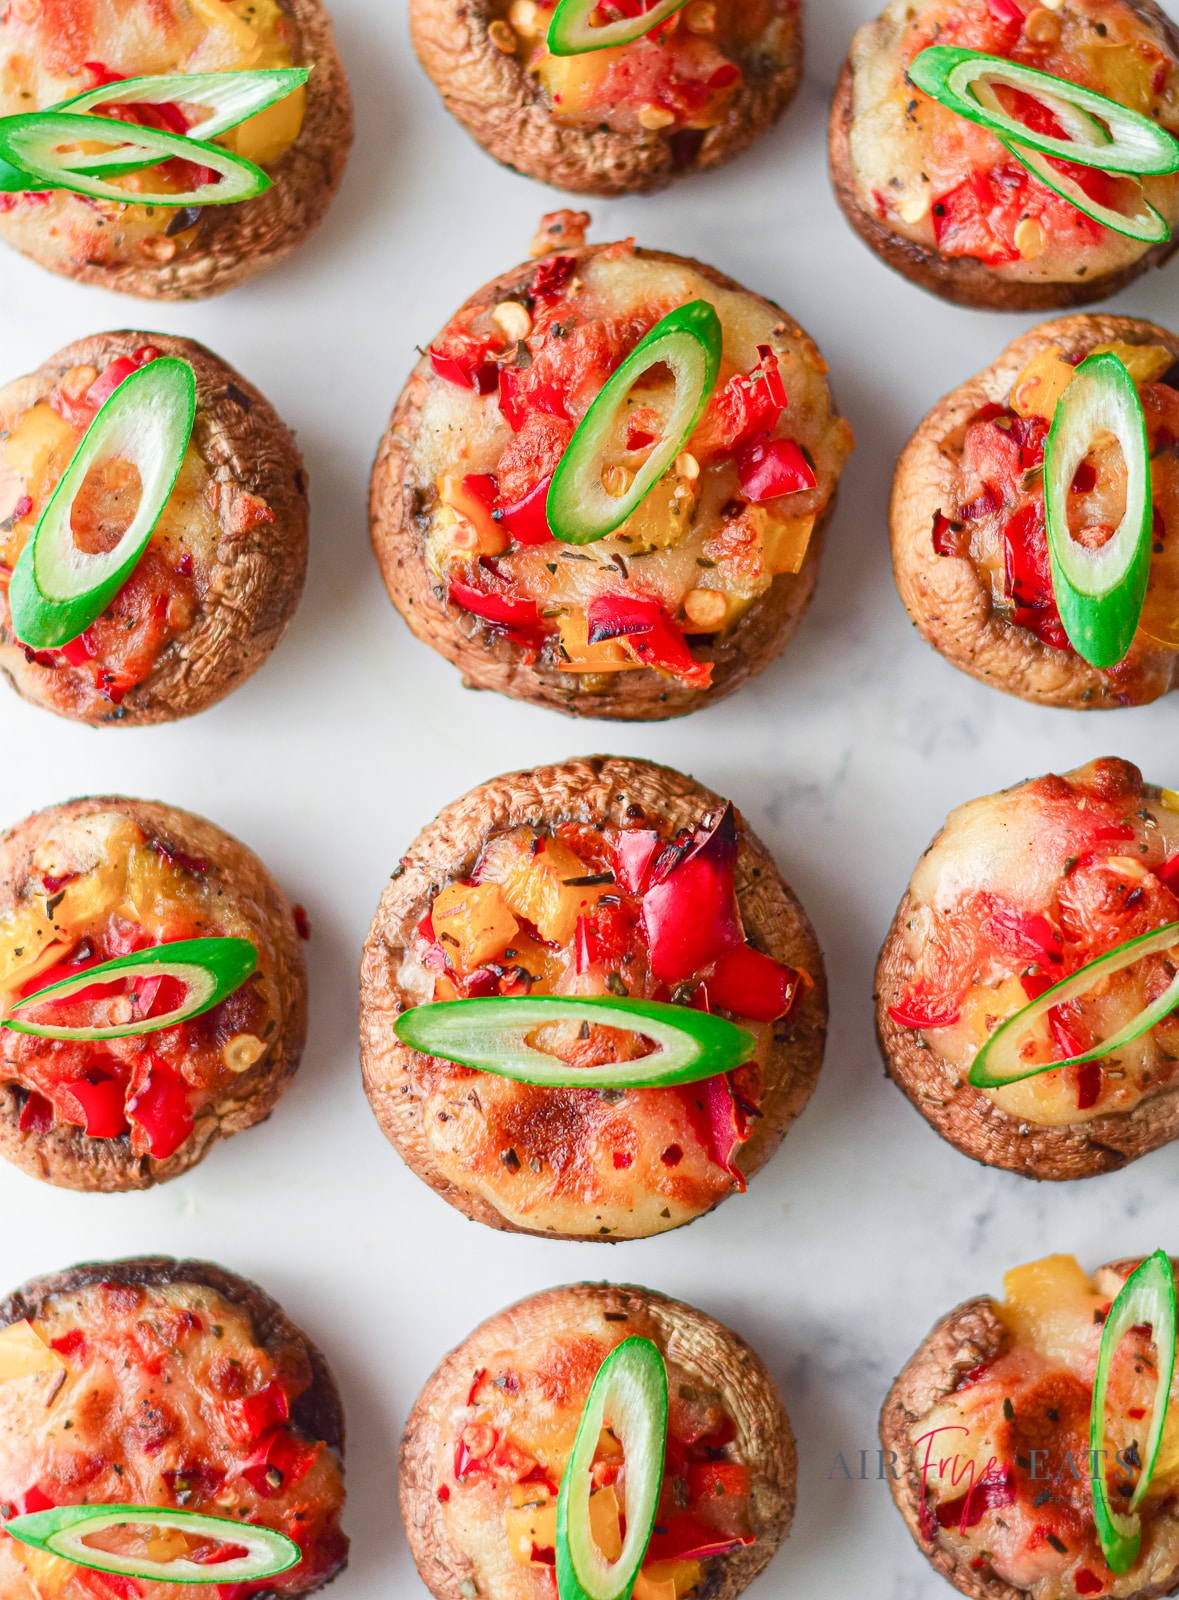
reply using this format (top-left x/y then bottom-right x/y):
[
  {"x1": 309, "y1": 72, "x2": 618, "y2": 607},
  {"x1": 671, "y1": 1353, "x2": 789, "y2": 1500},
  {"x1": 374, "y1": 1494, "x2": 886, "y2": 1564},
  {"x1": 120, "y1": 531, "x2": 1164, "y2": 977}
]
[
  {"x1": 54, "y1": 67, "x2": 310, "y2": 144},
  {"x1": 1044, "y1": 351, "x2": 1152, "y2": 669},
  {"x1": 1000, "y1": 137, "x2": 1170, "y2": 243},
  {"x1": 394, "y1": 994, "x2": 754, "y2": 1087},
  {"x1": 548, "y1": 0, "x2": 690, "y2": 56},
  {"x1": 2, "y1": 1504, "x2": 300, "y2": 1585},
  {"x1": 1, "y1": 937, "x2": 258, "y2": 1042},
  {"x1": 908, "y1": 47, "x2": 1179, "y2": 176},
  {"x1": 547, "y1": 299, "x2": 722, "y2": 546},
  {"x1": 0, "y1": 112, "x2": 269, "y2": 205},
  {"x1": 8, "y1": 356, "x2": 195, "y2": 651},
  {"x1": 556, "y1": 1338, "x2": 668, "y2": 1600},
  {"x1": 1090, "y1": 1251, "x2": 1177, "y2": 1575},
  {"x1": 969, "y1": 921, "x2": 1179, "y2": 1090}
]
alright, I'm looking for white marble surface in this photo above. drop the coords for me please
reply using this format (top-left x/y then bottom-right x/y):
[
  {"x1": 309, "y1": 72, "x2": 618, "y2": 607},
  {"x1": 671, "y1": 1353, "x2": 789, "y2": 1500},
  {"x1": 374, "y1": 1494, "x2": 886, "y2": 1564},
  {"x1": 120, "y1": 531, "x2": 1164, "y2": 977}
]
[{"x1": 1, "y1": 2, "x2": 1178, "y2": 1594}]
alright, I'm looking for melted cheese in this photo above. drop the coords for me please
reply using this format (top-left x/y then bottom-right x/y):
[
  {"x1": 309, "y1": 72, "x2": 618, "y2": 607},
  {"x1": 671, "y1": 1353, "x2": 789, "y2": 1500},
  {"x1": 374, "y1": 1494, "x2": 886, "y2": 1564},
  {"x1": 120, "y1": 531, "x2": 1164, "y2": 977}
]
[{"x1": 846, "y1": 0, "x2": 1179, "y2": 282}]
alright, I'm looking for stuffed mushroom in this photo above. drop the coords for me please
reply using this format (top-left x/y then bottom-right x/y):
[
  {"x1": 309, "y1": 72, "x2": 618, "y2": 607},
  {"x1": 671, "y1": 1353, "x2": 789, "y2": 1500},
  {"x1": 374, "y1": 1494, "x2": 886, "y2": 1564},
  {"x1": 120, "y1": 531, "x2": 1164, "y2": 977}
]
[
  {"x1": 0, "y1": 331, "x2": 309, "y2": 727},
  {"x1": 830, "y1": 0, "x2": 1179, "y2": 310},
  {"x1": 0, "y1": 1256, "x2": 348, "y2": 1596},
  {"x1": 882, "y1": 1250, "x2": 1179, "y2": 1600},
  {"x1": 0, "y1": 794, "x2": 309, "y2": 1193},
  {"x1": 876, "y1": 757, "x2": 1179, "y2": 1180},
  {"x1": 360, "y1": 755, "x2": 826, "y2": 1239},
  {"x1": 0, "y1": 0, "x2": 353, "y2": 300},
  {"x1": 370, "y1": 216, "x2": 853, "y2": 721},
  {"x1": 401, "y1": 1281, "x2": 794, "y2": 1600},
  {"x1": 891, "y1": 314, "x2": 1179, "y2": 709},
  {"x1": 410, "y1": 0, "x2": 802, "y2": 196}
]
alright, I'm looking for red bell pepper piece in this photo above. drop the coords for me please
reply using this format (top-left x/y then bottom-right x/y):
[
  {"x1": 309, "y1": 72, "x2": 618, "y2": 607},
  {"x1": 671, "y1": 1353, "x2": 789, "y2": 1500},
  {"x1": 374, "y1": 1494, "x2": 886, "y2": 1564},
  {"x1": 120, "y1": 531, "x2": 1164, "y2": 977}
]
[
  {"x1": 1020, "y1": 969, "x2": 1055, "y2": 1002},
  {"x1": 241, "y1": 1427, "x2": 320, "y2": 1498},
  {"x1": 931, "y1": 168, "x2": 1024, "y2": 266},
  {"x1": 706, "y1": 944, "x2": 803, "y2": 1022},
  {"x1": 448, "y1": 580, "x2": 549, "y2": 655},
  {"x1": 640, "y1": 804, "x2": 743, "y2": 983},
  {"x1": 585, "y1": 593, "x2": 711, "y2": 690},
  {"x1": 696, "y1": 347, "x2": 787, "y2": 456},
  {"x1": 702, "y1": 1073, "x2": 749, "y2": 1189},
  {"x1": 987, "y1": 0, "x2": 1025, "y2": 26},
  {"x1": 497, "y1": 366, "x2": 568, "y2": 433},
  {"x1": 935, "y1": 1467, "x2": 1016, "y2": 1532},
  {"x1": 222, "y1": 1382, "x2": 290, "y2": 1444},
  {"x1": 530, "y1": 254, "x2": 575, "y2": 301},
  {"x1": 22, "y1": 1485, "x2": 55, "y2": 1514},
  {"x1": 687, "y1": 1460, "x2": 750, "y2": 1501},
  {"x1": 736, "y1": 438, "x2": 816, "y2": 502},
  {"x1": 126, "y1": 1053, "x2": 193, "y2": 1160},
  {"x1": 429, "y1": 331, "x2": 498, "y2": 394},
  {"x1": 887, "y1": 990, "x2": 962, "y2": 1029},
  {"x1": 75, "y1": 1571, "x2": 143, "y2": 1600},
  {"x1": 646, "y1": 1514, "x2": 755, "y2": 1563},
  {"x1": 495, "y1": 475, "x2": 553, "y2": 545},
  {"x1": 1074, "y1": 1570, "x2": 1105, "y2": 1596},
  {"x1": 18, "y1": 1091, "x2": 54, "y2": 1134},
  {"x1": 1004, "y1": 503, "x2": 1071, "y2": 651},
  {"x1": 60, "y1": 628, "x2": 98, "y2": 667},
  {"x1": 58, "y1": 1071, "x2": 130, "y2": 1139},
  {"x1": 1076, "y1": 1059, "x2": 1102, "y2": 1110},
  {"x1": 980, "y1": 906, "x2": 1063, "y2": 965},
  {"x1": 84, "y1": 356, "x2": 138, "y2": 413},
  {"x1": 613, "y1": 828, "x2": 663, "y2": 896}
]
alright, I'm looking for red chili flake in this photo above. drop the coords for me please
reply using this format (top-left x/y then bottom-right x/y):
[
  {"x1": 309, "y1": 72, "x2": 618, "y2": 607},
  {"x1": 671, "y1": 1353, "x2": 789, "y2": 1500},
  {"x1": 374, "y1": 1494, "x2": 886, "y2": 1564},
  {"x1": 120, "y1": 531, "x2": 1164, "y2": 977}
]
[
  {"x1": 293, "y1": 904, "x2": 311, "y2": 941},
  {"x1": 1075, "y1": 1571, "x2": 1104, "y2": 1597},
  {"x1": 932, "y1": 511, "x2": 968, "y2": 556},
  {"x1": 530, "y1": 254, "x2": 575, "y2": 301},
  {"x1": 18, "y1": 1092, "x2": 54, "y2": 1134},
  {"x1": 466, "y1": 1367, "x2": 486, "y2": 1407},
  {"x1": 660, "y1": 1144, "x2": 683, "y2": 1167},
  {"x1": 436, "y1": 1485, "x2": 450, "y2": 1502},
  {"x1": 176, "y1": 551, "x2": 194, "y2": 578},
  {"x1": 1127, "y1": 1407, "x2": 1147, "y2": 1420},
  {"x1": 1076, "y1": 1060, "x2": 1101, "y2": 1111},
  {"x1": 1071, "y1": 460, "x2": 1098, "y2": 494},
  {"x1": 12, "y1": 494, "x2": 31, "y2": 520},
  {"x1": 133, "y1": 345, "x2": 162, "y2": 366},
  {"x1": 960, "y1": 486, "x2": 998, "y2": 521},
  {"x1": 612, "y1": 1152, "x2": 633, "y2": 1169}
]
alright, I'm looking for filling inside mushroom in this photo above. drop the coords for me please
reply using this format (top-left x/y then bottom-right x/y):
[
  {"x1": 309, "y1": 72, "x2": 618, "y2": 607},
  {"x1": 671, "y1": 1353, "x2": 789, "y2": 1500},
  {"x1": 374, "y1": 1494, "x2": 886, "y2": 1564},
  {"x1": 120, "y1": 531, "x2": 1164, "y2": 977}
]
[
  {"x1": 416, "y1": 239, "x2": 852, "y2": 692},
  {"x1": 398, "y1": 800, "x2": 810, "y2": 1236},
  {"x1": 910, "y1": 1253, "x2": 1179, "y2": 1600},
  {"x1": 846, "y1": 0, "x2": 1179, "y2": 280},
  {"x1": 927, "y1": 338, "x2": 1179, "y2": 663},
  {"x1": 489, "y1": 0, "x2": 794, "y2": 141},
  {"x1": 0, "y1": 0, "x2": 305, "y2": 270},
  {"x1": 0, "y1": 811, "x2": 282, "y2": 1161},
  {"x1": 0, "y1": 1278, "x2": 347, "y2": 1598},
  {"x1": 889, "y1": 758, "x2": 1179, "y2": 1125},
  {"x1": 441, "y1": 1318, "x2": 754, "y2": 1599},
  {"x1": 0, "y1": 347, "x2": 258, "y2": 717}
]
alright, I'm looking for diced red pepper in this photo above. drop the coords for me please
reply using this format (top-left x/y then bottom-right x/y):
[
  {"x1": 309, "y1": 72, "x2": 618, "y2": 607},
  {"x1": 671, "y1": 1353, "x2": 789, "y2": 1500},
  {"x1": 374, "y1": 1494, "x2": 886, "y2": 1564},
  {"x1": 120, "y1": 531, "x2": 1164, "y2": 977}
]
[
  {"x1": 1020, "y1": 969, "x2": 1055, "y2": 1001},
  {"x1": 495, "y1": 475, "x2": 554, "y2": 545},
  {"x1": 932, "y1": 168, "x2": 1024, "y2": 266},
  {"x1": 694, "y1": 347, "x2": 787, "y2": 458},
  {"x1": 1159, "y1": 854, "x2": 1179, "y2": 896},
  {"x1": 888, "y1": 992, "x2": 962, "y2": 1029},
  {"x1": 530, "y1": 254, "x2": 576, "y2": 302},
  {"x1": 85, "y1": 356, "x2": 138, "y2": 413},
  {"x1": 585, "y1": 592, "x2": 711, "y2": 690},
  {"x1": 1004, "y1": 502, "x2": 1071, "y2": 651},
  {"x1": 932, "y1": 512, "x2": 969, "y2": 557},
  {"x1": 980, "y1": 906, "x2": 1063, "y2": 965},
  {"x1": 640, "y1": 804, "x2": 743, "y2": 983},
  {"x1": 448, "y1": 580, "x2": 549, "y2": 655},
  {"x1": 60, "y1": 628, "x2": 99, "y2": 667},
  {"x1": 240, "y1": 1427, "x2": 319, "y2": 1498},
  {"x1": 222, "y1": 1382, "x2": 290, "y2": 1444},
  {"x1": 736, "y1": 438, "x2": 816, "y2": 502},
  {"x1": 701, "y1": 1073, "x2": 749, "y2": 1189},
  {"x1": 706, "y1": 943, "x2": 803, "y2": 1022},
  {"x1": 646, "y1": 1514, "x2": 754, "y2": 1563},
  {"x1": 126, "y1": 1053, "x2": 193, "y2": 1161},
  {"x1": 613, "y1": 828, "x2": 663, "y2": 897},
  {"x1": 22, "y1": 1485, "x2": 55, "y2": 1513},
  {"x1": 429, "y1": 330, "x2": 498, "y2": 394},
  {"x1": 58, "y1": 1071, "x2": 130, "y2": 1139},
  {"x1": 987, "y1": 0, "x2": 1025, "y2": 28},
  {"x1": 1076, "y1": 1059, "x2": 1102, "y2": 1110},
  {"x1": 1074, "y1": 1572, "x2": 1104, "y2": 1597},
  {"x1": 687, "y1": 1460, "x2": 750, "y2": 1501},
  {"x1": 18, "y1": 1091, "x2": 54, "y2": 1134},
  {"x1": 498, "y1": 366, "x2": 568, "y2": 433}
]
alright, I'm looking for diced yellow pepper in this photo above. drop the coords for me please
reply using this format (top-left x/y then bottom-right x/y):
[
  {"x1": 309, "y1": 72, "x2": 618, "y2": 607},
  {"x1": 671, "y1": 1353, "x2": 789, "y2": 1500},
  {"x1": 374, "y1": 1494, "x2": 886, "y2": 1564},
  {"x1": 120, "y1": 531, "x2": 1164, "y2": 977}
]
[
  {"x1": 431, "y1": 882, "x2": 519, "y2": 974},
  {"x1": 1162, "y1": 789, "x2": 1179, "y2": 814},
  {"x1": 634, "y1": 1560, "x2": 704, "y2": 1600},
  {"x1": 188, "y1": 0, "x2": 263, "y2": 58},
  {"x1": 0, "y1": 1320, "x2": 65, "y2": 1383},
  {"x1": 537, "y1": 46, "x2": 616, "y2": 117},
  {"x1": 998, "y1": 1255, "x2": 1104, "y2": 1367},
  {"x1": 505, "y1": 1496, "x2": 557, "y2": 1565},
  {"x1": 0, "y1": 401, "x2": 75, "y2": 492},
  {"x1": 478, "y1": 828, "x2": 608, "y2": 946},
  {"x1": 147, "y1": 1529, "x2": 193, "y2": 1564},
  {"x1": 589, "y1": 1485, "x2": 622, "y2": 1562},
  {"x1": 125, "y1": 844, "x2": 203, "y2": 933},
  {"x1": 1009, "y1": 347, "x2": 1076, "y2": 422},
  {"x1": 1091, "y1": 341, "x2": 1175, "y2": 386},
  {"x1": 0, "y1": 905, "x2": 64, "y2": 993},
  {"x1": 230, "y1": 86, "x2": 306, "y2": 166},
  {"x1": 761, "y1": 511, "x2": 816, "y2": 576}
]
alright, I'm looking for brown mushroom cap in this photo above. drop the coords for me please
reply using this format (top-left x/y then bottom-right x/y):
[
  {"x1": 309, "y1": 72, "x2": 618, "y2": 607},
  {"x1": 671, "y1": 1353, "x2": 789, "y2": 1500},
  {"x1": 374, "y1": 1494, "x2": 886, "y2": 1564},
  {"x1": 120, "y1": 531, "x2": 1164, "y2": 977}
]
[
  {"x1": 370, "y1": 243, "x2": 840, "y2": 722},
  {"x1": 0, "y1": 1255, "x2": 348, "y2": 1596},
  {"x1": 0, "y1": 330, "x2": 310, "y2": 727},
  {"x1": 360, "y1": 754, "x2": 827, "y2": 1239},
  {"x1": 400, "y1": 1281, "x2": 794, "y2": 1600},
  {"x1": 880, "y1": 1258, "x2": 1179, "y2": 1600},
  {"x1": 827, "y1": 0, "x2": 1179, "y2": 311},
  {"x1": 889, "y1": 313, "x2": 1179, "y2": 710},
  {"x1": 410, "y1": 0, "x2": 802, "y2": 196},
  {"x1": 0, "y1": 0, "x2": 354, "y2": 301},
  {"x1": 0, "y1": 795, "x2": 309, "y2": 1193},
  {"x1": 874, "y1": 771, "x2": 1179, "y2": 1180}
]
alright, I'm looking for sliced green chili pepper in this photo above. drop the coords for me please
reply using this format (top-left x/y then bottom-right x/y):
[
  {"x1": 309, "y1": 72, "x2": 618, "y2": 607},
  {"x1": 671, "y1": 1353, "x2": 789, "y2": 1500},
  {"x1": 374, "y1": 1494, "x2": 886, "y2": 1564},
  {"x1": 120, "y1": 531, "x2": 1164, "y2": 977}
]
[
  {"x1": 2, "y1": 1504, "x2": 300, "y2": 1585},
  {"x1": 1000, "y1": 138, "x2": 1169, "y2": 243},
  {"x1": 1090, "y1": 1251, "x2": 1177, "y2": 1574},
  {"x1": 8, "y1": 356, "x2": 196, "y2": 651},
  {"x1": 394, "y1": 994, "x2": 754, "y2": 1086},
  {"x1": 556, "y1": 1338, "x2": 668, "y2": 1600},
  {"x1": 55, "y1": 67, "x2": 310, "y2": 144},
  {"x1": 1, "y1": 937, "x2": 258, "y2": 1042},
  {"x1": 547, "y1": 300, "x2": 722, "y2": 546},
  {"x1": 548, "y1": 0, "x2": 690, "y2": 56},
  {"x1": 909, "y1": 47, "x2": 1179, "y2": 175},
  {"x1": 1044, "y1": 351, "x2": 1152, "y2": 668},
  {"x1": 0, "y1": 112, "x2": 269, "y2": 204},
  {"x1": 969, "y1": 921, "x2": 1179, "y2": 1090}
]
